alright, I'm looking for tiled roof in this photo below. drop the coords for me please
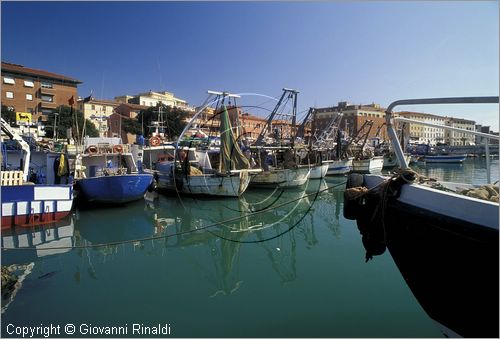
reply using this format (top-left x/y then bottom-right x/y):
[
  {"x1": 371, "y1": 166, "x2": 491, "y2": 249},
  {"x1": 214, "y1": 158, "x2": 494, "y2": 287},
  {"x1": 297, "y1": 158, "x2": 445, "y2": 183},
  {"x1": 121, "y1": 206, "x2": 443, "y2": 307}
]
[
  {"x1": 1, "y1": 62, "x2": 82, "y2": 84},
  {"x1": 77, "y1": 97, "x2": 119, "y2": 106}
]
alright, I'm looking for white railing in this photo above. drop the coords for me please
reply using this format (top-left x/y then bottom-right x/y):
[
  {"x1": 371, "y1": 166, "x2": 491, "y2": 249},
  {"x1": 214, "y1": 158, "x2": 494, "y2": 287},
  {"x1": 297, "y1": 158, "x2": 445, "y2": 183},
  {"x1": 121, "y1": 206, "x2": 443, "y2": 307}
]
[{"x1": 385, "y1": 96, "x2": 499, "y2": 183}]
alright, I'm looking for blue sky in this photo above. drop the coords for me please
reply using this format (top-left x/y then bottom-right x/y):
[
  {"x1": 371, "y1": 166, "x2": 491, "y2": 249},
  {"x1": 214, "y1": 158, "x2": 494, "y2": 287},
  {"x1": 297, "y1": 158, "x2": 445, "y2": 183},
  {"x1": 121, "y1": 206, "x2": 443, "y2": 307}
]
[{"x1": 2, "y1": 1, "x2": 499, "y2": 129}]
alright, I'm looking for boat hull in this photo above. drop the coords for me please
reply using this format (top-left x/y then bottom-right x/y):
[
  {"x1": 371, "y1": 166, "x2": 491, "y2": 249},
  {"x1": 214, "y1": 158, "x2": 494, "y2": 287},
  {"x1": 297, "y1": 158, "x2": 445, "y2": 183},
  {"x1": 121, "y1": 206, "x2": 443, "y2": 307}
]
[
  {"x1": 351, "y1": 156, "x2": 384, "y2": 173},
  {"x1": 423, "y1": 154, "x2": 467, "y2": 163},
  {"x1": 326, "y1": 159, "x2": 352, "y2": 175},
  {"x1": 250, "y1": 167, "x2": 310, "y2": 188},
  {"x1": 158, "y1": 173, "x2": 250, "y2": 197},
  {"x1": 383, "y1": 154, "x2": 412, "y2": 168},
  {"x1": 357, "y1": 175, "x2": 499, "y2": 338},
  {"x1": 77, "y1": 174, "x2": 153, "y2": 203},
  {"x1": 309, "y1": 163, "x2": 329, "y2": 179},
  {"x1": 1, "y1": 184, "x2": 73, "y2": 228},
  {"x1": 385, "y1": 201, "x2": 498, "y2": 338}
]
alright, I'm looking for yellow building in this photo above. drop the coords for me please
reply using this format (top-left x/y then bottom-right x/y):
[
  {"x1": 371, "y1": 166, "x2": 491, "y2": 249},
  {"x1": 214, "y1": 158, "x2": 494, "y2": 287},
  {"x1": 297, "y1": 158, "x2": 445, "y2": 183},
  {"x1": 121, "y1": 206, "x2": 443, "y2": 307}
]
[{"x1": 77, "y1": 97, "x2": 119, "y2": 135}]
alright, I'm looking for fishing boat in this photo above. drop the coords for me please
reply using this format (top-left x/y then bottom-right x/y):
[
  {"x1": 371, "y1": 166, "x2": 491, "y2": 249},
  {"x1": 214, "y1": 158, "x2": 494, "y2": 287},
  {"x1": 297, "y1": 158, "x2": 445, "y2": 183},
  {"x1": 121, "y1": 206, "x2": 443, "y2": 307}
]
[
  {"x1": 309, "y1": 162, "x2": 329, "y2": 179},
  {"x1": 157, "y1": 91, "x2": 258, "y2": 197},
  {"x1": 1, "y1": 118, "x2": 73, "y2": 228},
  {"x1": 343, "y1": 96, "x2": 499, "y2": 338},
  {"x1": 342, "y1": 120, "x2": 384, "y2": 173},
  {"x1": 351, "y1": 156, "x2": 384, "y2": 173},
  {"x1": 250, "y1": 88, "x2": 311, "y2": 188},
  {"x1": 326, "y1": 158, "x2": 352, "y2": 175},
  {"x1": 73, "y1": 136, "x2": 153, "y2": 204},
  {"x1": 382, "y1": 152, "x2": 412, "y2": 168}
]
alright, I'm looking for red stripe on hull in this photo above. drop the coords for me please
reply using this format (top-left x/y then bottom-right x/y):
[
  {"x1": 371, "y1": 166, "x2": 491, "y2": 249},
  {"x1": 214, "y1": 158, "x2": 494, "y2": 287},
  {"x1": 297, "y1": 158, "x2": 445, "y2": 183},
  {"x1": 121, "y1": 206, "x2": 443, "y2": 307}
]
[{"x1": 1, "y1": 211, "x2": 71, "y2": 229}]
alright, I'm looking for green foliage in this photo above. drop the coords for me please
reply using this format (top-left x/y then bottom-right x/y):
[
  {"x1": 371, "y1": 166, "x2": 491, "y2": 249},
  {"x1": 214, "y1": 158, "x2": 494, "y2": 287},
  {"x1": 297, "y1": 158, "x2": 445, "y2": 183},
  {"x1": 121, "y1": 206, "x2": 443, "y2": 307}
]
[
  {"x1": 45, "y1": 105, "x2": 99, "y2": 139},
  {"x1": 121, "y1": 117, "x2": 143, "y2": 136},
  {"x1": 136, "y1": 103, "x2": 189, "y2": 139},
  {"x1": 1, "y1": 105, "x2": 16, "y2": 124}
]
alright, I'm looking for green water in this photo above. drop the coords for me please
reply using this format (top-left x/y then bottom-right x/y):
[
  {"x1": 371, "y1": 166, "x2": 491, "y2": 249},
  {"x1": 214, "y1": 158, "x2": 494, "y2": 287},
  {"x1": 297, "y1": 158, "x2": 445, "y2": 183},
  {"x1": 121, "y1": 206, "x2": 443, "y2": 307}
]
[{"x1": 1, "y1": 158, "x2": 497, "y2": 337}]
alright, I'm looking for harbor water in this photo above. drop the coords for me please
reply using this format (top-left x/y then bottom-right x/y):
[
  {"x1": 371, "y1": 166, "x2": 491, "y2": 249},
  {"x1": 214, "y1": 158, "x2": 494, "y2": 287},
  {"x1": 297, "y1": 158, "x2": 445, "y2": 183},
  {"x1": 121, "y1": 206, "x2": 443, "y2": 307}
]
[{"x1": 1, "y1": 158, "x2": 498, "y2": 337}]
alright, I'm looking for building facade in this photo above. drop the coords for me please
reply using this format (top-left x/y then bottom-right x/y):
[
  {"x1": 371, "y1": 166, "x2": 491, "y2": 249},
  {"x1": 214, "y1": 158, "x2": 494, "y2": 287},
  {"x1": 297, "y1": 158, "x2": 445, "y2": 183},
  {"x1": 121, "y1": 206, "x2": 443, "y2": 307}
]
[
  {"x1": 445, "y1": 117, "x2": 476, "y2": 146},
  {"x1": 313, "y1": 102, "x2": 389, "y2": 141},
  {"x1": 398, "y1": 111, "x2": 447, "y2": 145},
  {"x1": 115, "y1": 91, "x2": 194, "y2": 112},
  {"x1": 1, "y1": 62, "x2": 81, "y2": 122},
  {"x1": 77, "y1": 97, "x2": 119, "y2": 135}
]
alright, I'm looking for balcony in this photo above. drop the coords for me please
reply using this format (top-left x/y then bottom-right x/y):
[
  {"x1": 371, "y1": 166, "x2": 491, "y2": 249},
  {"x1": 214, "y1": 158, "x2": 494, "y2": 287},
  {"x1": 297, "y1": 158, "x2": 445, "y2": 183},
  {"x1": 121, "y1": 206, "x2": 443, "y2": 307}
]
[
  {"x1": 39, "y1": 87, "x2": 55, "y2": 95},
  {"x1": 39, "y1": 101, "x2": 57, "y2": 109}
]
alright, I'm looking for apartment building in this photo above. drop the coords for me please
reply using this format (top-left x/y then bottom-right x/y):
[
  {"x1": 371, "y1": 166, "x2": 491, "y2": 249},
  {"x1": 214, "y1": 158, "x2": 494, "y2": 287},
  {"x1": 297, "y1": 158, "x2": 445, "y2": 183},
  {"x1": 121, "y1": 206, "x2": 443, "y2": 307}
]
[
  {"x1": 398, "y1": 111, "x2": 447, "y2": 145},
  {"x1": 1, "y1": 61, "x2": 81, "y2": 122},
  {"x1": 313, "y1": 102, "x2": 388, "y2": 141},
  {"x1": 115, "y1": 90, "x2": 194, "y2": 112},
  {"x1": 445, "y1": 117, "x2": 476, "y2": 146}
]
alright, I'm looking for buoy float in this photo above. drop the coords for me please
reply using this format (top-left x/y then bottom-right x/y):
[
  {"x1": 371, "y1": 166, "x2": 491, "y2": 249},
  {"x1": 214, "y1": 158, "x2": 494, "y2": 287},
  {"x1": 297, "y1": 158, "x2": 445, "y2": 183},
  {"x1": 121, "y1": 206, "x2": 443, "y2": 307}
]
[
  {"x1": 149, "y1": 136, "x2": 161, "y2": 147},
  {"x1": 113, "y1": 144, "x2": 124, "y2": 153},
  {"x1": 86, "y1": 145, "x2": 98, "y2": 154}
]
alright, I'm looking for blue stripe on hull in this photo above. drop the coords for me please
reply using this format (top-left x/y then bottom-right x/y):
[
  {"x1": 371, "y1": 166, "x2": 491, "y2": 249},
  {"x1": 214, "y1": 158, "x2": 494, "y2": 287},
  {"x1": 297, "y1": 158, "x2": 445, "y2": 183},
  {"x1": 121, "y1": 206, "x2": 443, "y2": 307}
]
[
  {"x1": 1, "y1": 184, "x2": 73, "y2": 202},
  {"x1": 78, "y1": 174, "x2": 153, "y2": 203}
]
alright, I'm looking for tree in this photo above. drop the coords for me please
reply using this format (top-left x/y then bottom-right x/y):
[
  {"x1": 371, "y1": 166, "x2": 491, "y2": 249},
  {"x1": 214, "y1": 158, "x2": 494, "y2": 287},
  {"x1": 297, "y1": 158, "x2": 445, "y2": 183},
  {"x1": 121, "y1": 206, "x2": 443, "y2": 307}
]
[
  {"x1": 121, "y1": 117, "x2": 142, "y2": 136},
  {"x1": 135, "y1": 103, "x2": 189, "y2": 139},
  {"x1": 1, "y1": 105, "x2": 16, "y2": 124},
  {"x1": 45, "y1": 105, "x2": 99, "y2": 139}
]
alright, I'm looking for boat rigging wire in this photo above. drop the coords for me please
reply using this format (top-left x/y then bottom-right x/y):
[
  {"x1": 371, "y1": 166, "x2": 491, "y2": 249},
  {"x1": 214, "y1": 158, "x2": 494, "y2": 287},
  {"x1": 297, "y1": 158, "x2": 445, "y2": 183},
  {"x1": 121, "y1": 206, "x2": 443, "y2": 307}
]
[{"x1": 1, "y1": 180, "x2": 347, "y2": 251}]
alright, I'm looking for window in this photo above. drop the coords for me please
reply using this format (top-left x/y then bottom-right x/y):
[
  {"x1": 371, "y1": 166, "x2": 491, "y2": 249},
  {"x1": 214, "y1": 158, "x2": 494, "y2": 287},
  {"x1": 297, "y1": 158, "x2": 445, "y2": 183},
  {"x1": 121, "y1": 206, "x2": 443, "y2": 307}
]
[
  {"x1": 6, "y1": 91, "x2": 13, "y2": 99},
  {"x1": 24, "y1": 80, "x2": 34, "y2": 87},
  {"x1": 91, "y1": 105, "x2": 95, "y2": 110},
  {"x1": 26, "y1": 94, "x2": 33, "y2": 101},
  {"x1": 41, "y1": 81, "x2": 53, "y2": 88},
  {"x1": 41, "y1": 109, "x2": 53, "y2": 115},
  {"x1": 41, "y1": 94, "x2": 53, "y2": 102},
  {"x1": 3, "y1": 77, "x2": 15, "y2": 84}
]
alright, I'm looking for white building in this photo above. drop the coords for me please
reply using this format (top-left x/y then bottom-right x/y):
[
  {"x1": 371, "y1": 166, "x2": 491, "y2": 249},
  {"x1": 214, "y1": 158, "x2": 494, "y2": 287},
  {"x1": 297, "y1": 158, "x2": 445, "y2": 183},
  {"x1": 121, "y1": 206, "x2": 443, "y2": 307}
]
[
  {"x1": 445, "y1": 117, "x2": 476, "y2": 145},
  {"x1": 398, "y1": 111, "x2": 447, "y2": 145},
  {"x1": 115, "y1": 91, "x2": 194, "y2": 112}
]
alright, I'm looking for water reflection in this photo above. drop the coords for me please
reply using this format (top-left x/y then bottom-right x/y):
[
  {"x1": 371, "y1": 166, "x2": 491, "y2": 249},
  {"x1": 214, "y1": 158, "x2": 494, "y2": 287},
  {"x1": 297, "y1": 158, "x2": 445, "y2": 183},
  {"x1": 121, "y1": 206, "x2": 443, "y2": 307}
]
[
  {"x1": 1, "y1": 217, "x2": 75, "y2": 266},
  {"x1": 153, "y1": 187, "x2": 317, "y2": 291},
  {"x1": 411, "y1": 158, "x2": 499, "y2": 185}
]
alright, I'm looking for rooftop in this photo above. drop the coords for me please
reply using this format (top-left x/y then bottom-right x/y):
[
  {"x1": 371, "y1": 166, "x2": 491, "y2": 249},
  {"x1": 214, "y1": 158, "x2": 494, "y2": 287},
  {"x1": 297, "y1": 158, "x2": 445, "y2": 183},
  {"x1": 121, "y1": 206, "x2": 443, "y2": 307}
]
[{"x1": 1, "y1": 61, "x2": 82, "y2": 84}]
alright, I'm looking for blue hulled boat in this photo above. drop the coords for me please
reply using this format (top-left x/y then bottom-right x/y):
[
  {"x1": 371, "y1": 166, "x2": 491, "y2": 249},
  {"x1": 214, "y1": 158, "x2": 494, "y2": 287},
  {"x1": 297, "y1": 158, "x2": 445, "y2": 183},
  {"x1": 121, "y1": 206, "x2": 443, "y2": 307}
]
[
  {"x1": 1, "y1": 118, "x2": 74, "y2": 228},
  {"x1": 74, "y1": 137, "x2": 153, "y2": 204},
  {"x1": 76, "y1": 174, "x2": 153, "y2": 203},
  {"x1": 422, "y1": 154, "x2": 467, "y2": 163}
]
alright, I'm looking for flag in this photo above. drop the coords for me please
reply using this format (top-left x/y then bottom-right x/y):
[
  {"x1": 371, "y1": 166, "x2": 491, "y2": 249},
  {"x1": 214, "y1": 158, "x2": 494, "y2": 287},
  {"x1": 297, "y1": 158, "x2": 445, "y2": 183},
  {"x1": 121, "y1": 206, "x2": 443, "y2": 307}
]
[{"x1": 68, "y1": 96, "x2": 74, "y2": 106}]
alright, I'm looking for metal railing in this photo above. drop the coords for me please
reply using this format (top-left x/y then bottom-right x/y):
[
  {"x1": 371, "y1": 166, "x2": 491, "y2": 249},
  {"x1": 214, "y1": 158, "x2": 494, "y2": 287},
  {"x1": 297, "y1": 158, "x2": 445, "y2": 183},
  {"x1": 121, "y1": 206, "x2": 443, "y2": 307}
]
[{"x1": 385, "y1": 96, "x2": 499, "y2": 183}]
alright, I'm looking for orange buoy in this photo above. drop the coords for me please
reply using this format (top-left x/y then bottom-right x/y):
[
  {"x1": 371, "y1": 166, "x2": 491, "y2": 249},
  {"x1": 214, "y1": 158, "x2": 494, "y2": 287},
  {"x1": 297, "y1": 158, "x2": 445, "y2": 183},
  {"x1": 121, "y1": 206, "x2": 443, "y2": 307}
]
[
  {"x1": 113, "y1": 144, "x2": 124, "y2": 154},
  {"x1": 149, "y1": 136, "x2": 161, "y2": 147},
  {"x1": 86, "y1": 145, "x2": 98, "y2": 154}
]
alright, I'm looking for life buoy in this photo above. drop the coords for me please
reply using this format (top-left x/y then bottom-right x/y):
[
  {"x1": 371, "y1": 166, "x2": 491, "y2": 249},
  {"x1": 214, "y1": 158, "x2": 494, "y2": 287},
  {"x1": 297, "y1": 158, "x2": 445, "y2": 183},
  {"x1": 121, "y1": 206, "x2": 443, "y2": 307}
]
[
  {"x1": 86, "y1": 145, "x2": 98, "y2": 154},
  {"x1": 113, "y1": 144, "x2": 124, "y2": 154},
  {"x1": 150, "y1": 136, "x2": 161, "y2": 147}
]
